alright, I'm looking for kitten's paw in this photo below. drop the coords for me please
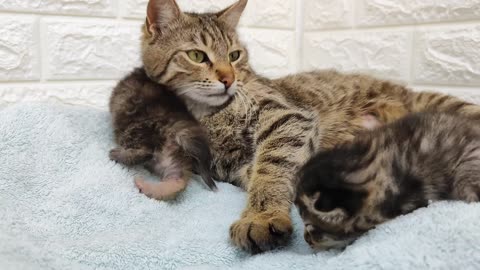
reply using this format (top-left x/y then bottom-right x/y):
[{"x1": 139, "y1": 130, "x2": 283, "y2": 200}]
[
  {"x1": 109, "y1": 148, "x2": 123, "y2": 163},
  {"x1": 134, "y1": 177, "x2": 187, "y2": 201},
  {"x1": 134, "y1": 177, "x2": 146, "y2": 194},
  {"x1": 109, "y1": 147, "x2": 152, "y2": 166},
  {"x1": 229, "y1": 210, "x2": 293, "y2": 253}
]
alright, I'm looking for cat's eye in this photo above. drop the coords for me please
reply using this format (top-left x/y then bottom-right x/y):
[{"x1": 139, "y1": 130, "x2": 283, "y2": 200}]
[
  {"x1": 187, "y1": 50, "x2": 208, "y2": 63},
  {"x1": 229, "y1": 50, "x2": 241, "y2": 62}
]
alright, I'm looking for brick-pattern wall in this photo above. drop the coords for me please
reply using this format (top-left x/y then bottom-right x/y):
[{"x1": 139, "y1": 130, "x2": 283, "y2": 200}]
[{"x1": 1, "y1": 0, "x2": 479, "y2": 108}]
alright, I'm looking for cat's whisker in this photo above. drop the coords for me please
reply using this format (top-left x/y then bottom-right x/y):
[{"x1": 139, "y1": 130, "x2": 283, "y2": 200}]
[
  {"x1": 237, "y1": 88, "x2": 254, "y2": 123},
  {"x1": 177, "y1": 87, "x2": 200, "y2": 96},
  {"x1": 235, "y1": 90, "x2": 248, "y2": 119},
  {"x1": 240, "y1": 90, "x2": 253, "y2": 123},
  {"x1": 235, "y1": 89, "x2": 248, "y2": 119}
]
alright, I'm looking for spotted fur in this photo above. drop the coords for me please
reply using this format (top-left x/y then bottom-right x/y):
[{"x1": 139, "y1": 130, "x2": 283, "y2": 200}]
[
  {"x1": 140, "y1": 0, "x2": 480, "y2": 253},
  {"x1": 296, "y1": 113, "x2": 480, "y2": 250}
]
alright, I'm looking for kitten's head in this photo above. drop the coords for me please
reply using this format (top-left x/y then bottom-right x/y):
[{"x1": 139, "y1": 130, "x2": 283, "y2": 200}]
[
  {"x1": 295, "y1": 142, "x2": 389, "y2": 251},
  {"x1": 141, "y1": 0, "x2": 250, "y2": 108}
]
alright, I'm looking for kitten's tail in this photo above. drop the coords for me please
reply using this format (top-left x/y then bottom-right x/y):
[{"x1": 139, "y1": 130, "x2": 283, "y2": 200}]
[{"x1": 174, "y1": 125, "x2": 218, "y2": 191}]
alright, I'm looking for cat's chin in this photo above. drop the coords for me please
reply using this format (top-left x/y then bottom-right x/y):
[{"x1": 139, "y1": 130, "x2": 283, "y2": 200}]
[
  {"x1": 211, "y1": 95, "x2": 235, "y2": 110},
  {"x1": 192, "y1": 94, "x2": 233, "y2": 108},
  {"x1": 183, "y1": 94, "x2": 235, "y2": 118}
]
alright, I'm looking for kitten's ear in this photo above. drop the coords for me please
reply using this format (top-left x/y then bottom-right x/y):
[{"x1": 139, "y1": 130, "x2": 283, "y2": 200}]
[
  {"x1": 146, "y1": 0, "x2": 182, "y2": 36},
  {"x1": 217, "y1": 0, "x2": 248, "y2": 28}
]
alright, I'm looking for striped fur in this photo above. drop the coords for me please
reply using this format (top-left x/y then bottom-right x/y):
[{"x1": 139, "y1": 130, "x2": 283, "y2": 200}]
[
  {"x1": 141, "y1": 0, "x2": 480, "y2": 253},
  {"x1": 296, "y1": 113, "x2": 480, "y2": 250}
]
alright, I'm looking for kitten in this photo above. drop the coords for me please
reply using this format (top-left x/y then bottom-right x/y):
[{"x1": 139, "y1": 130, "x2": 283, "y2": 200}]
[
  {"x1": 296, "y1": 112, "x2": 480, "y2": 250},
  {"x1": 109, "y1": 68, "x2": 217, "y2": 200}
]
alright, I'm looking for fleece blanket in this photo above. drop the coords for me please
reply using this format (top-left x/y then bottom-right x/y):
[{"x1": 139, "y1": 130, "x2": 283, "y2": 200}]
[{"x1": 0, "y1": 103, "x2": 479, "y2": 270}]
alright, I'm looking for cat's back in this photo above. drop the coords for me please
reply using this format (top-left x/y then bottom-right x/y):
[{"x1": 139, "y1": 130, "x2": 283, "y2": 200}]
[
  {"x1": 272, "y1": 70, "x2": 410, "y2": 110},
  {"x1": 382, "y1": 112, "x2": 480, "y2": 145},
  {"x1": 109, "y1": 68, "x2": 198, "y2": 141},
  {"x1": 371, "y1": 113, "x2": 480, "y2": 172},
  {"x1": 110, "y1": 68, "x2": 192, "y2": 119},
  {"x1": 109, "y1": 68, "x2": 149, "y2": 115}
]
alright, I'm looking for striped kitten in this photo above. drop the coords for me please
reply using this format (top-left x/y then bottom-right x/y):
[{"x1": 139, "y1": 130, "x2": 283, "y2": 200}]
[
  {"x1": 296, "y1": 113, "x2": 480, "y2": 250},
  {"x1": 109, "y1": 68, "x2": 217, "y2": 200}
]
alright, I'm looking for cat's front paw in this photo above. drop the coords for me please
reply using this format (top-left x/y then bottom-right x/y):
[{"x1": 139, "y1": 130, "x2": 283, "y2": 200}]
[{"x1": 229, "y1": 210, "x2": 293, "y2": 253}]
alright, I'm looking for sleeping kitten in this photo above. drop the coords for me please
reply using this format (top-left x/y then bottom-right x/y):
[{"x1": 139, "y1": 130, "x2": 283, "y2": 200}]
[
  {"x1": 296, "y1": 112, "x2": 480, "y2": 250},
  {"x1": 109, "y1": 68, "x2": 217, "y2": 200}
]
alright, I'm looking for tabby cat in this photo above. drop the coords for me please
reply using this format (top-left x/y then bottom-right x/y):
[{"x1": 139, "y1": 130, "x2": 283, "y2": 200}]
[
  {"x1": 109, "y1": 68, "x2": 217, "y2": 200},
  {"x1": 141, "y1": 0, "x2": 480, "y2": 253},
  {"x1": 296, "y1": 112, "x2": 480, "y2": 250}
]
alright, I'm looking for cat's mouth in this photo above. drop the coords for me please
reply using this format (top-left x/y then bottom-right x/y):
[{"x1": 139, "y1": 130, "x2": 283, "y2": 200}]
[
  {"x1": 189, "y1": 82, "x2": 237, "y2": 107},
  {"x1": 202, "y1": 92, "x2": 234, "y2": 106}
]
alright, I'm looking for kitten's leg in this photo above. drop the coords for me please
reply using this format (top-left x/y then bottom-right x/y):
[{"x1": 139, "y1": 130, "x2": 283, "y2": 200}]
[
  {"x1": 109, "y1": 147, "x2": 152, "y2": 166},
  {"x1": 452, "y1": 148, "x2": 480, "y2": 202},
  {"x1": 134, "y1": 140, "x2": 191, "y2": 200},
  {"x1": 229, "y1": 110, "x2": 313, "y2": 253}
]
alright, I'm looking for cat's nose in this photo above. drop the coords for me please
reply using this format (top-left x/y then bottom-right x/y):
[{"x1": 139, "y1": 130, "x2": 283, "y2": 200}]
[
  {"x1": 218, "y1": 74, "x2": 234, "y2": 90},
  {"x1": 220, "y1": 75, "x2": 233, "y2": 89},
  {"x1": 216, "y1": 67, "x2": 235, "y2": 90}
]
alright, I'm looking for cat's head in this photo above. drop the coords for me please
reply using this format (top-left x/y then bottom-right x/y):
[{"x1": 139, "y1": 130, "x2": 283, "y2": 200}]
[
  {"x1": 295, "y1": 142, "x2": 390, "y2": 250},
  {"x1": 141, "y1": 0, "x2": 250, "y2": 109}
]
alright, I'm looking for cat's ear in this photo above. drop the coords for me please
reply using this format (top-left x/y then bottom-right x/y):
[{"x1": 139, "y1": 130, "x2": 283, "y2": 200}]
[
  {"x1": 146, "y1": 0, "x2": 182, "y2": 36},
  {"x1": 217, "y1": 0, "x2": 248, "y2": 28}
]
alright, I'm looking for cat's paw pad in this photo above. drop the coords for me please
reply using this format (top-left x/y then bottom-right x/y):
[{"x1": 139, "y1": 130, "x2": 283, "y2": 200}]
[{"x1": 229, "y1": 211, "x2": 293, "y2": 253}]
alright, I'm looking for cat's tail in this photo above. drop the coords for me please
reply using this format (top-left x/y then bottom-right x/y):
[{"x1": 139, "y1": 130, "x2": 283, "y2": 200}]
[{"x1": 174, "y1": 125, "x2": 218, "y2": 191}]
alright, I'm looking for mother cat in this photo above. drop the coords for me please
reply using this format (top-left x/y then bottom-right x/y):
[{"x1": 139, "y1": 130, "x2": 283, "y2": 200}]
[{"x1": 141, "y1": 0, "x2": 480, "y2": 253}]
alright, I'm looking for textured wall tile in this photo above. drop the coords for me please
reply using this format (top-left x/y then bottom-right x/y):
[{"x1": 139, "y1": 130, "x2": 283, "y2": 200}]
[
  {"x1": 0, "y1": 0, "x2": 115, "y2": 17},
  {"x1": 238, "y1": 28, "x2": 296, "y2": 78},
  {"x1": 0, "y1": 16, "x2": 39, "y2": 81},
  {"x1": 413, "y1": 25, "x2": 480, "y2": 86},
  {"x1": 304, "y1": 31, "x2": 411, "y2": 81},
  {"x1": 304, "y1": 0, "x2": 352, "y2": 30},
  {"x1": 123, "y1": 0, "x2": 236, "y2": 19},
  {"x1": 240, "y1": 0, "x2": 295, "y2": 29},
  {"x1": 45, "y1": 19, "x2": 142, "y2": 80},
  {"x1": 0, "y1": 83, "x2": 114, "y2": 109},
  {"x1": 123, "y1": 0, "x2": 294, "y2": 28},
  {"x1": 122, "y1": 0, "x2": 148, "y2": 19},
  {"x1": 358, "y1": 0, "x2": 480, "y2": 26}
]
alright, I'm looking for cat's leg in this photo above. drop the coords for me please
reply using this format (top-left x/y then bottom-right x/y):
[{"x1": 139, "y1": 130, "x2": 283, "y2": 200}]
[
  {"x1": 229, "y1": 109, "x2": 314, "y2": 253},
  {"x1": 109, "y1": 147, "x2": 153, "y2": 166},
  {"x1": 408, "y1": 91, "x2": 480, "y2": 120},
  {"x1": 358, "y1": 84, "x2": 480, "y2": 126},
  {"x1": 134, "y1": 140, "x2": 191, "y2": 200}
]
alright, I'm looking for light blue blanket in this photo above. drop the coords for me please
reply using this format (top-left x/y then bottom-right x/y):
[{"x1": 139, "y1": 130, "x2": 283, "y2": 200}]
[{"x1": 1, "y1": 103, "x2": 479, "y2": 270}]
